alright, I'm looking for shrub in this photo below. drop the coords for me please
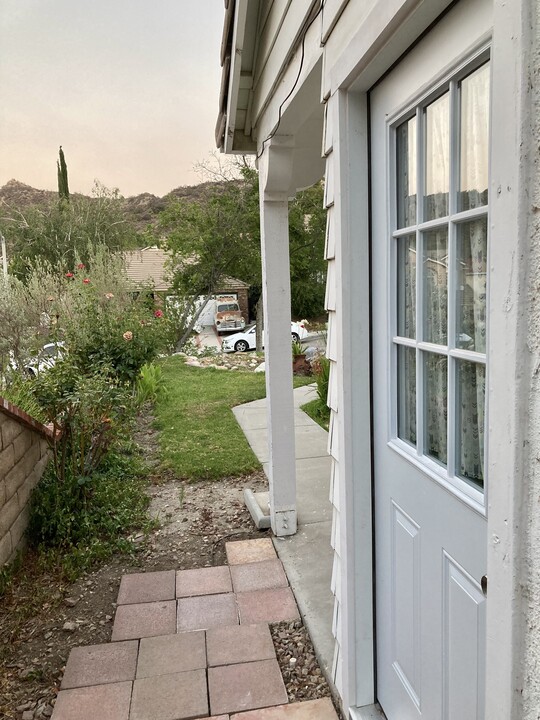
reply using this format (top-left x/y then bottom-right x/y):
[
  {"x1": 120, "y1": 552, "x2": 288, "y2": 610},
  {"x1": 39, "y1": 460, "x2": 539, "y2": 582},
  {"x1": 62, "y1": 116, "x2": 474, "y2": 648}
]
[
  {"x1": 31, "y1": 358, "x2": 132, "y2": 484},
  {"x1": 291, "y1": 340, "x2": 305, "y2": 357},
  {"x1": 27, "y1": 441, "x2": 151, "y2": 573},
  {"x1": 313, "y1": 355, "x2": 330, "y2": 405},
  {"x1": 58, "y1": 248, "x2": 171, "y2": 382},
  {"x1": 0, "y1": 374, "x2": 46, "y2": 423},
  {"x1": 135, "y1": 362, "x2": 168, "y2": 406},
  {"x1": 0, "y1": 245, "x2": 168, "y2": 573},
  {"x1": 302, "y1": 355, "x2": 330, "y2": 428},
  {"x1": 0, "y1": 245, "x2": 171, "y2": 384}
]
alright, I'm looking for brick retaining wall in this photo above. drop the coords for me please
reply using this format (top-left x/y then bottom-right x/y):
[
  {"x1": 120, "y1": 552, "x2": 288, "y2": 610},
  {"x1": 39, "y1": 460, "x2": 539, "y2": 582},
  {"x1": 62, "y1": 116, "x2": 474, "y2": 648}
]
[{"x1": 0, "y1": 399, "x2": 53, "y2": 566}]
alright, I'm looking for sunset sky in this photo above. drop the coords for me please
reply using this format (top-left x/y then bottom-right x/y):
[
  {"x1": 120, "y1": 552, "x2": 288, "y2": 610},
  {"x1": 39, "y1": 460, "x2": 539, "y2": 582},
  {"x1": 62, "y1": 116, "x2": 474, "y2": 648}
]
[{"x1": 0, "y1": 0, "x2": 224, "y2": 197}]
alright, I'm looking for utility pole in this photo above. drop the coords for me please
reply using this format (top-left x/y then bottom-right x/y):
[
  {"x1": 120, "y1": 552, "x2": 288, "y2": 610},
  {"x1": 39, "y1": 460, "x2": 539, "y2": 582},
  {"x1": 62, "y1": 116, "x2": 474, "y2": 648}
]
[{"x1": 0, "y1": 233, "x2": 7, "y2": 279}]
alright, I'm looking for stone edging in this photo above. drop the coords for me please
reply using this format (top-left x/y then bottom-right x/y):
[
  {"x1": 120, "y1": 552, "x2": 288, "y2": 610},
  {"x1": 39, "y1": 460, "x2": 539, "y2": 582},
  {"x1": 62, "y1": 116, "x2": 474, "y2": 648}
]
[{"x1": 0, "y1": 397, "x2": 56, "y2": 440}]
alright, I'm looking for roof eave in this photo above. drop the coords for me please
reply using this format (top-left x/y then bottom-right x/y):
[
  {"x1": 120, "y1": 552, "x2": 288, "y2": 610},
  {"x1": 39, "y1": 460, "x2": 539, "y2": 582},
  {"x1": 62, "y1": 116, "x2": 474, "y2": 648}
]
[{"x1": 217, "y1": 0, "x2": 258, "y2": 154}]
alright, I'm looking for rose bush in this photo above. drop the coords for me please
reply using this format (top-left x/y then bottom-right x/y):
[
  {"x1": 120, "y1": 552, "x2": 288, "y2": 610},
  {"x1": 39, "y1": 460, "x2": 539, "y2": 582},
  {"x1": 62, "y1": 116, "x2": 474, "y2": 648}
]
[{"x1": 0, "y1": 246, "x2": 170, "y2": 565}]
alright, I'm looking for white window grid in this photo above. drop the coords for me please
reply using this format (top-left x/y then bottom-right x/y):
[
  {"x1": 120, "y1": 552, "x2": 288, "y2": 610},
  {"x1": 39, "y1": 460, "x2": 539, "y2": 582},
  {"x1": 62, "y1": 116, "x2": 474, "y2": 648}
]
[{"x1": 387, "y1": 49, "x2": 491, "y2": 512}]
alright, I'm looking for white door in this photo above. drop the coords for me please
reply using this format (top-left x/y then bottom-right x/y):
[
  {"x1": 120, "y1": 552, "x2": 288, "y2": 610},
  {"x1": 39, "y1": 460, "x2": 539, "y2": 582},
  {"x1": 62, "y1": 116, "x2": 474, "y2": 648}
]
[{"x1": 370, "y1": 2, "x2": 491, "y2": 718}]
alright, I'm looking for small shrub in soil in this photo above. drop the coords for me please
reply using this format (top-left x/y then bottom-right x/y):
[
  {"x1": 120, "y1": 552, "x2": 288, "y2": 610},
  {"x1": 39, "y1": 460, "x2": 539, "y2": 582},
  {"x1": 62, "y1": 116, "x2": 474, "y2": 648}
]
[{"x1": 27, "y1": 441, "x2": 152, "y2": 579}]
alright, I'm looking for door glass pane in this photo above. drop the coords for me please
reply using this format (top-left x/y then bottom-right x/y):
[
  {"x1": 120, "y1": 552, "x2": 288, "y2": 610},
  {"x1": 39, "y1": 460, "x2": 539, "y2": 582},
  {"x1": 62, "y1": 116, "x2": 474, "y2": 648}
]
[
  {"x1": 459, "y1": 63, "x2": 490, "y2": 211},
  {"x1": 396, "y1": 117, "x2": 417, "y2": 228},
  {"x1": 424, "y1": 93, "x2": 449, "y2": 220},
  {"x1": 424, "y1": 353, "x2": 448, "y2": 465},
  {"x1": 456, "y1": 360, "x2": 485, "y2": 488},
  {"x1": 397, "y1": 345, "x2": 416, "y2": 445},
  {"x1": 456, "y1": 218, "x2": 487, "y2": 353},
  {"x1": 397, "y1": 235, "x2": 416, "y2": 338},
  {"x1": 423, "y1": 228, "x2": 448, "y2": 345}
]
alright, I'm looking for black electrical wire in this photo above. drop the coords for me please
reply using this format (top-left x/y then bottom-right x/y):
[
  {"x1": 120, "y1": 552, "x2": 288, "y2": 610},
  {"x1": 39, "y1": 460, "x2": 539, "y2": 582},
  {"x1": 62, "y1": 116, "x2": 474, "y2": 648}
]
[{"x1": 256, "y1": 0, "x2": 326, "y2": 160}]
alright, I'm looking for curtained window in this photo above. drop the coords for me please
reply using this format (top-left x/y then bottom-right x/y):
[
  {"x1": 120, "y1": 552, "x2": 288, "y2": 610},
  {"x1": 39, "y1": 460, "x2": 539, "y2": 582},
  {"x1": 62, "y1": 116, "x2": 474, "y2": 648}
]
[{"x1": 393, "y1": 58, "x2": 489, "y2": 492}]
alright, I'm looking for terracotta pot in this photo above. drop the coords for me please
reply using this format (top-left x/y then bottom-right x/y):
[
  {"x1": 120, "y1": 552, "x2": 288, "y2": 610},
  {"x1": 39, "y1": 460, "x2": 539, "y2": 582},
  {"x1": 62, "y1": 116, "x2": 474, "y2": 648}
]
[{"x1": 292, "y1": 354, "x2": 311, "y2": 375}]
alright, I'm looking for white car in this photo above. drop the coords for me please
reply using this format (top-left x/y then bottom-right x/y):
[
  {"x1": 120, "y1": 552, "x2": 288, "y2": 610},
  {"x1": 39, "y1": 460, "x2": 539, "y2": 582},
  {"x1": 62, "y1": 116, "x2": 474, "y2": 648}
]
[
  {"x1": 221, "y1": 322, "x2": 308, "y2": 353},
  {"x1": 10, "y1": 342, "x2": 65, "y2": 377}
]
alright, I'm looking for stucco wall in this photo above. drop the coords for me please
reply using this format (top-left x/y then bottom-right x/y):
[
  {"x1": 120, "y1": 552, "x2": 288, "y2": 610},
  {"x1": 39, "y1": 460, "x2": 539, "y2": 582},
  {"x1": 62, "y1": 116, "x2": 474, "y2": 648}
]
[
  {"x1": 0, "y1": 405, "x2": 50, "y2": 566},
  {"x1": 521, "y1": 2, "x2": 540, "y2": 714}
]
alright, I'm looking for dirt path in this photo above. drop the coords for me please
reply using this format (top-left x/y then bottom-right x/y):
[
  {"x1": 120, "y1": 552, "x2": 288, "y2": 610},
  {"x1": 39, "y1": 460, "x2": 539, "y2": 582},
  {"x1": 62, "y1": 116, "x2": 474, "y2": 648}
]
[{"x1": 0, "y1": 409, "x2": 335, "y2": 720}]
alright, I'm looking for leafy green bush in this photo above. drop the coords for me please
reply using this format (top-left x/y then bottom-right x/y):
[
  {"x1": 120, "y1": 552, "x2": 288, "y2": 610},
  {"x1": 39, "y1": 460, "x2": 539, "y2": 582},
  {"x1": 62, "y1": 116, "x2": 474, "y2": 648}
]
[
  {"x1": 31, "y1": 358, "x2": 132, "y2": 484},
  {"x1": 0, "y1": 374, "x2": 46, "y2": 424},
  {"x1": 301, "y1": 355, "x2": 331, "y2": 429},
  {"x1": 313, "y1": 355, "x2": 330, "y2": 405},
  {"x1": 2, "y1": 182, "x2": 141, "y2": 280},
  {"x1": 291, "y1": 339, "x2": 305, "y2": 357},
  {"x1": 27, "y1": 442, "x2": 151, "y2": 574},
  {"x1": 0, "y1": 245, "x2": 171, "y2": 384},
  {"x1": 58, "y1": 249, "x2": 171, "y2": 382},
  {"x1": 0, "y1": 245, "x2": 169, "y2": 575},
  {"x1": 135, "y1": 362, "x2": 168, "y2": 406}
]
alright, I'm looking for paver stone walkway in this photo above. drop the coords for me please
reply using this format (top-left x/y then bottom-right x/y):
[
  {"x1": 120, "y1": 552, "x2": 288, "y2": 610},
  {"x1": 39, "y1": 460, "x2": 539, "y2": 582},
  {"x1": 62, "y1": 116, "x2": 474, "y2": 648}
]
[{"x1": 51, "y1": 539, "x2": 339, "y2": 720}]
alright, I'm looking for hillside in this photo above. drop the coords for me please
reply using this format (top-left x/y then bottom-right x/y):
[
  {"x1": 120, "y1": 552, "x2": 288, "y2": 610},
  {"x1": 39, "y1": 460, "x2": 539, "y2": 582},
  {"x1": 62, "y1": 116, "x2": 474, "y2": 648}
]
[{"x1": 0, "y1": 179, "x2": 232, "y2": 231}]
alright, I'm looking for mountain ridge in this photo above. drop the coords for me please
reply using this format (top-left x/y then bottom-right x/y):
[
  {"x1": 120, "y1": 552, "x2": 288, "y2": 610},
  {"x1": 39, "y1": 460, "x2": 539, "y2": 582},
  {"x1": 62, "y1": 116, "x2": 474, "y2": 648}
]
[{"x1": 0, "y1": 179, "x2": 230, "y2": 230}]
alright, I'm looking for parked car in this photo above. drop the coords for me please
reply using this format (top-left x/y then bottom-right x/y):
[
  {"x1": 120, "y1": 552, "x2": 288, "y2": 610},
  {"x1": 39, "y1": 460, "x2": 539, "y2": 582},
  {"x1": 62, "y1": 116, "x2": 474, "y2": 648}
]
[
  {"x1": 221, "y1": 322, "x2": 308, "y2": 353},
  {"x1": 10, "y1": 342, "x2": 65, "y2": 377}
]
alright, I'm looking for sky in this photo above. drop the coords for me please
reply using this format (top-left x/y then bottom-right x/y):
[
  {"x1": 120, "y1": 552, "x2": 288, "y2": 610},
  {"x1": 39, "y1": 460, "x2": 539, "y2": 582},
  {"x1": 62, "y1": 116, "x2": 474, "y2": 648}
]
[{"x1": 0, "y1": 0, "x2": 225, "y2": 197}]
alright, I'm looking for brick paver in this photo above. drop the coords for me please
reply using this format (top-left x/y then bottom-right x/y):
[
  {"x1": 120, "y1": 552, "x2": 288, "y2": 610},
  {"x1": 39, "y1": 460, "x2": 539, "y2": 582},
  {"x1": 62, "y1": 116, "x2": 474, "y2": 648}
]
[
  {"x1": 206, "y1": 623, "x2": 276, "y2": 667},
  {"x1": 236, "y1": 588, "x2": 299, "y2": 625},
  {"x1": 117, "y1": 570, "x2": 176, "y2": 605},
  {"x1": 61, "y1": 640, "x2": 138, "y2": 689},
  {"x1": 112, "y1": 601, "x2": 176, "y2": 641},
  {"x1": 230, "y1": 698, "x2": 339, "y2": 719},
  {"x1": 230, "y1": 559, "x2": 288, "y2": 593},
  {"x1": 177, "y1": 592, "x2": 238, "y2": 632},
  {"x1": 136, "y1": 631, "x2": 206, "y2": 678},
  {"x1": 51, "y1": 541, "x2": 321, "y2": 720},
  {"x1": 52, "y1": 681, "x2": 132, "y2": 720},
  {"x1": 176, "y1": 565, "x2": 232, "y2": 597},
  {"x1": 130, "y1": 669, "x2": 208, "y2": 720},
  {"x1": 226, "y1": 539, "x2": 276, "y2": 565},
  {"x1": 208, "y1": 659, "x2": 288, "y2": 715}
]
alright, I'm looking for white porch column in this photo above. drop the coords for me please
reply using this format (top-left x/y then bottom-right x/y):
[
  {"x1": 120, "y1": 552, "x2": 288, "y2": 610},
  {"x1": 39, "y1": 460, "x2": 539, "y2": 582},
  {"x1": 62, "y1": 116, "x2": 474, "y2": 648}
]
[{"x1": 258, "y1": 137, "x2": 297, "y2": 537}]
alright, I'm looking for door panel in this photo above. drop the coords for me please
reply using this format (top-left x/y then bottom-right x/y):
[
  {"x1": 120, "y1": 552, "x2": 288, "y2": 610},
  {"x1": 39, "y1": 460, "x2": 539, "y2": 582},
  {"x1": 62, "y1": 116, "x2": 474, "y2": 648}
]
[
  {"x1": 442, "y1": 554, "x2": 486, "y2": 720},
  {"x1": 369, "y1": 2, "x2": 492, "y2": 718}
]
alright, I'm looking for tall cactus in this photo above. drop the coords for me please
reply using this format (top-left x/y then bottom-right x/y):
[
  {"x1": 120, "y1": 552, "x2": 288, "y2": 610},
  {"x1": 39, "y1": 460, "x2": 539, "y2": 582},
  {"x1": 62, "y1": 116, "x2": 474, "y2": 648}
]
[{"x1": 57, "y1": 146, "x2": 70, "y2": 202}]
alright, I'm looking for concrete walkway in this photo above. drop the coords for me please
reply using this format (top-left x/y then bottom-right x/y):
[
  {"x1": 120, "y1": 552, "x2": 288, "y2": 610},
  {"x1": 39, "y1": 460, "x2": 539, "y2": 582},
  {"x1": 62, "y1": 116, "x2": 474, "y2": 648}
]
[
  {"x1": 51, "y1": 539, "x2": 339, "y2": 720},
  {"x1": 232, "y1": 386, "x2": 335, "y2": 688}
]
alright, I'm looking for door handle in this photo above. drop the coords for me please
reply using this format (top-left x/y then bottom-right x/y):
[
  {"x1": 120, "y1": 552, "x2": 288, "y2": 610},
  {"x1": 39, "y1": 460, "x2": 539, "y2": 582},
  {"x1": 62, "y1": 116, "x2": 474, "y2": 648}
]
[{"x1": 481, "y1": 575, "x2": 488, "y2": 597}]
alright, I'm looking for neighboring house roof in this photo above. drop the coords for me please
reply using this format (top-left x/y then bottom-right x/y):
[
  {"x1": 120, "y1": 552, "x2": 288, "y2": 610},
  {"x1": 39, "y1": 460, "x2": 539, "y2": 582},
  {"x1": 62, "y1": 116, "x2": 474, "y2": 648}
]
[
  {"x1": 124, "y1": 247, "x2": 250, "y2": 293},
  {"x1": 124, "y1": 247, "x2": 172, "y2": 292},
  {"x1": 218, "y1": 276, "x2": 250, "y2": 290}
]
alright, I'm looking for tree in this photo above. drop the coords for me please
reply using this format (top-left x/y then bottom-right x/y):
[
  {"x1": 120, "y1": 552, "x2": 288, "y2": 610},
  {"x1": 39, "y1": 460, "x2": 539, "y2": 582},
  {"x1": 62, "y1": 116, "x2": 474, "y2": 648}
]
[
  {"x1": 157, "y1": 165, "x2": 261, "y2": 347},
  {"x1": 156, "y1": 160, "x2": 327, "y2": 348},
  {"x1": 288, "y1": 181, "x2": 327, "y2": 319},
  {"x1": 57, "y1": 146, "x2": 70, "y2": 202},
  {"x1": 0, "y1": 182, "x2": 141, "y2": 279}
]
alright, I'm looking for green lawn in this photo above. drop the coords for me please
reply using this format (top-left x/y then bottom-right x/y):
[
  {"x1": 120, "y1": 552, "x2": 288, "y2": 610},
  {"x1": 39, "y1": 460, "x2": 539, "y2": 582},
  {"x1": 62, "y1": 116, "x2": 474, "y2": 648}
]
[
  {"x1": 155, "y1": 356, "x2": 312, "y2": 480},
  {"x1": 301, "y1": 398, "x2": 330, "y2": 431}
]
